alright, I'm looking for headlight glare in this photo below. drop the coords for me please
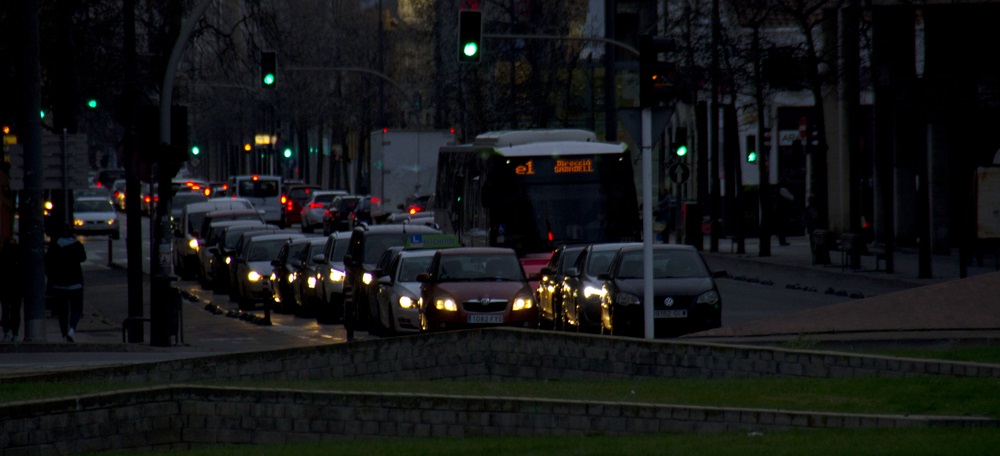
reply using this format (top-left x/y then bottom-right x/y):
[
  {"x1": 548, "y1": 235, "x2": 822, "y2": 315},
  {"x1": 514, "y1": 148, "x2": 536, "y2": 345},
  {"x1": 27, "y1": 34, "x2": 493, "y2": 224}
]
[
  {"x1": 435, "y1": 298, "x2": 457, "y2": 311},
  {"x1": 188, "y1": 238, "x2": 199, "y2": 252},
  {"x1": 247, "y1": 270, "x2": 262, "y2": 282},
  {"x1": 583, "y1": 285, "x2": 606, "y2": 299},
  {"x1": 398, "y1": 296, "x2": 414, "y2": 309},
  {"x1": 512, "y1": 296, "x2": 533, "y2": 311},
  {"x1": 329, "y1": 269, "x2": 345, "y2": 282},
  {"x1": 307, "y1": 276, "x2": 317, "y2": 289},
  {"x1": 362, "y1": 272, "x2": 373, "y2": 285}
]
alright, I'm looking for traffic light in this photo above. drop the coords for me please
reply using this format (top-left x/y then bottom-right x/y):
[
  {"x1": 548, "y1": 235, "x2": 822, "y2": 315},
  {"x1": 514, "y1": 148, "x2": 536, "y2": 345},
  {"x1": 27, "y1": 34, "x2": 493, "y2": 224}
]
[
  {"x1": 283, "y1": 148, "x2": 292, "y2": 158},
  {"x1": 746, "y1": 135, "x2": 757, "y2": 163},
  {"x1": 457, "y1": 10, "x2": 482, "y2": 63},
  {"x1": 87, "y1": 99, "x2": 98, "y2": 109},
  {"x1": 191, "y1": 146, "x2": 200, "y2": 156},
  {"x1": 672, "y1": 128, "x2": 688, "y2": 157},
  {"x1": 639, "y1": 35, "x2": 677, "y2": 107},
  {"x1": 261, "y1": 51, "x2": 277, "y2": 87}
]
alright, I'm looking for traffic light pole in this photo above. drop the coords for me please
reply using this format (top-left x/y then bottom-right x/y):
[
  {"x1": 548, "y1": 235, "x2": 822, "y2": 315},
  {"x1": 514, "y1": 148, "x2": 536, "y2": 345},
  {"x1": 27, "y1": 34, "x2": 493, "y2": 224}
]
[
  {"x1": 151, "y1": 0, "x2": 214, "y2": 347},
  {"x1": 641, "y1": 108, "x2": 655, "y2": 340}
]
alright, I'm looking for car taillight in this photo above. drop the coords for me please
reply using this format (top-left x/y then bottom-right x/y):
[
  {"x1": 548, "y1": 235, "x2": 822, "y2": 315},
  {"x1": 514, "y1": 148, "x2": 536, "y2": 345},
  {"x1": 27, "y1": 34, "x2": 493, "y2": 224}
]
[
  {"x1": 281, "y1": 195, "x2": 288, "y2": 204},
  {"x1": 309, "y1": 202, "x2": 325, "y2": 209}
]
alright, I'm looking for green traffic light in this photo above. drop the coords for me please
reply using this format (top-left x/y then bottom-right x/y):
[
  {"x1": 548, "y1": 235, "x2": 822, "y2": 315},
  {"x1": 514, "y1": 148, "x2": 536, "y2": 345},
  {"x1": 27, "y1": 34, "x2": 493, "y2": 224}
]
[
  {"x1": 263, "y1": 73, "x2": 275, "y2": 85},
  {"x1": 40, "y1": 110, "x2": 45, "y2": 119},
  {"x1": 283, "y1": 148, "x2": 292, "y2": 158},
  {"x1": 87, "y1": 99, "x2": 98, "y2": 109},
  {"x1": 747, "y1": 151, "x2": 758, "y2": 163},
  {"x1": 675, "y1": 144, "x2": 688, "y2": 157},
  {"x1": 463, "y1": 42, "x2": 479, "y2": 58},
  {"x1": 191, "y1": 146, "x2": 200, "y2": 156}
]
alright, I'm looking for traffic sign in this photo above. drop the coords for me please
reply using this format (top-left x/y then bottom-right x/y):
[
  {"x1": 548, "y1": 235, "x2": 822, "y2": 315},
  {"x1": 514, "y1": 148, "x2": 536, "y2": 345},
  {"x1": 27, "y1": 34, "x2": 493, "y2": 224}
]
[
  {"x1": 668, "y1": 162, "x2": 690, "y2": 184},
  {"x1": 7, "y1": 133, "x2": 89, "y2": 190}
]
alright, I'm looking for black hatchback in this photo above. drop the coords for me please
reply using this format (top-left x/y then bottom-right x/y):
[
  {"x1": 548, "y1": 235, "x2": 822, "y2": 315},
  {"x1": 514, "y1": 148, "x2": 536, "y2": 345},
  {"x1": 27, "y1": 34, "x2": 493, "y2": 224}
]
[{"x1": 599, "y1": 244, "x2": 725, "y2": 339}]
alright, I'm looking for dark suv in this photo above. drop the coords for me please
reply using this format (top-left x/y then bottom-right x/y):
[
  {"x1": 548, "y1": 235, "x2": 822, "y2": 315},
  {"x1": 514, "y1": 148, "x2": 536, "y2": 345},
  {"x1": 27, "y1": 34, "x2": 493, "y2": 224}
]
[{"x1": 342, "y1": 224, "x2": 441, "y2": 338}]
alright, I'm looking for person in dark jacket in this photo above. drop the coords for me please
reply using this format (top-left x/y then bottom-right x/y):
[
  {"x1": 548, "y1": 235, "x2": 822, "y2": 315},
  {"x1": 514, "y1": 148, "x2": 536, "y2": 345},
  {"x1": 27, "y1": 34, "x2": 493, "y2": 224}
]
[
  {"x1": 45, "y1": 224, "x2": 87, "y2": 342},
  {"x1": 0, "y1": 237, "x2": 26, "y2": 342}
]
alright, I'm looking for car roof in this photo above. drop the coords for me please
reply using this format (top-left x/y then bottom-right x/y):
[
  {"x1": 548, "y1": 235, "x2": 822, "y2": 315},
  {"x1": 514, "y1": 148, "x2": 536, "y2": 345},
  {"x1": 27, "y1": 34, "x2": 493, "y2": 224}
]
[
  {"x1": 586, "y1": 242, "x2": 642, "y2": 252},
  {"x1": 354, "y1": 224, "x2": 440, "y2": 235},
  {"x1": 247, "y1": 233, "x2": 305, "y2": 243},
  {"x1": 209, "y1": 219, "x2": 263, "y2": 228},
  {"x1": 398, "y1": 249, "x2": 437, "y2": 258},
  {"x1": 205, "y1": 209, "x2": 262, "y2": 217},
  {"x1": 618, "y1": 244, "x2": 698, "y2": 253},
  {"x1": 185, "y1": 199, "x2": 253, "y2": 212},
  {"x1": 310, "y1": 190, "x2": 347, "y2": 197},
  {"x1": 437, "y1": 247, "x2": 515, "y2": 256},
  {"x1": 76, "y1": 196, "x2": 114, "y2": 202}
]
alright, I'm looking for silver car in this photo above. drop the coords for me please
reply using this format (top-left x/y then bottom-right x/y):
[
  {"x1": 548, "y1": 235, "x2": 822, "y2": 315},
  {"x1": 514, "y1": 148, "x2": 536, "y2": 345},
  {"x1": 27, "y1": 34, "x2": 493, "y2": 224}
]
[
  {"x1": 374, "y1": 248, "x2": 435, "y2": 335},
  {"x1": 72, "y1": 196, "x2": 120, "y2": 239},
  {"x1": 299, "y1": 190, "x2": 347, "y2": 233}
]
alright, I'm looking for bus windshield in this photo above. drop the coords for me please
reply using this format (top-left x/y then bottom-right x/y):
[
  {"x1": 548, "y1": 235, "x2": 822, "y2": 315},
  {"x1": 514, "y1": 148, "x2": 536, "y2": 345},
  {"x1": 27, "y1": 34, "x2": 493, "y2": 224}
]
[{"x1": 434, "y1": 130, "x2": 640, "y2": 257}]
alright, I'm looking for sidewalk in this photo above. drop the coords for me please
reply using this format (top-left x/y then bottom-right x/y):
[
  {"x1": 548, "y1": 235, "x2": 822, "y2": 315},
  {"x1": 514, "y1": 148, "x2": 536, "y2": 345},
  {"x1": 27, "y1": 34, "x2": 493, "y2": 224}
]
[{"x1": 694, "y1": 235, "x2": 1000, "y2": 345}]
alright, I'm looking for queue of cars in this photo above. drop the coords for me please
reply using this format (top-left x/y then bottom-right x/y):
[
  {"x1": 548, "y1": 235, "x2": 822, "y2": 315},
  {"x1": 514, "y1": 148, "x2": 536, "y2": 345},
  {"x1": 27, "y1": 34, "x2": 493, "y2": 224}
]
[{"x1": 89, "y1": 172, "x2": 723, "y2": 341}]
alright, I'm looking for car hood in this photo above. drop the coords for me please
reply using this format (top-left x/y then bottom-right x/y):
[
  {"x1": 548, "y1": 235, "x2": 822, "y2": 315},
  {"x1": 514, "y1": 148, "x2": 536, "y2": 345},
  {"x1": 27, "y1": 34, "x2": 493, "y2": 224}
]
[
  {"x1": 429, "y1": 281, "x2": 531, "y2": 301},
  {"x1": 398, "y1": 282, "x2": 422, "y2": 297},
  {"x1": 248, "y1": 260, "x2": 274, "y2": 273},
  {"x1": 613, "y1": 277, "x2": 716, "y2": 297}
]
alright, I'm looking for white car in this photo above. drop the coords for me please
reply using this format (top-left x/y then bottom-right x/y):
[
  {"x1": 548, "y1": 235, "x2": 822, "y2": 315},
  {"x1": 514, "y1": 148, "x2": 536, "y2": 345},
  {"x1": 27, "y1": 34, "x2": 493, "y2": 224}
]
[
  {"x1": 72, "y1": 196, "x2": 120, "y2": 239},
  {"x1": 299, "y1": 190, "x2": 347, "y2": 233},
  {"x1": 314, "y1": 230, "x2": 352, "y2": 324},
  {"x1": 374, "y1": 248, "x2": 436, "y2": 335},
  {"x1": 173, "y1": 198, "x2": 255, "y2": 280}
]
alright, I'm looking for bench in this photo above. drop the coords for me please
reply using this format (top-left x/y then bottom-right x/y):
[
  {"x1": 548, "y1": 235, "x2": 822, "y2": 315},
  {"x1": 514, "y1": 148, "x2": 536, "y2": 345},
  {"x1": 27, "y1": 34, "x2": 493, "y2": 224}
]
[{"x1": 837, "y1": 232, "x2": 887, "y2": 271}]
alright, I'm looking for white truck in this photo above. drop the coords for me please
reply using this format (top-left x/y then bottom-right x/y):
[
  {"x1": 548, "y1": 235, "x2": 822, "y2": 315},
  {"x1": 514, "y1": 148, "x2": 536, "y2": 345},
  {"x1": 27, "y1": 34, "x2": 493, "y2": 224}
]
[{"x1": 368, "y1": 129, "x2": 456, "y2": 222}]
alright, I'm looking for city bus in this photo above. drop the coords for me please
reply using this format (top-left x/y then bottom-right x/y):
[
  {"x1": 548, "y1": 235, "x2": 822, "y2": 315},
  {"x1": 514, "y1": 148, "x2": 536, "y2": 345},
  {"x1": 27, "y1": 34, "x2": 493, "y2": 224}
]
[{"x1": 433, "y1": 129, "x2": 641, "y2": 278}]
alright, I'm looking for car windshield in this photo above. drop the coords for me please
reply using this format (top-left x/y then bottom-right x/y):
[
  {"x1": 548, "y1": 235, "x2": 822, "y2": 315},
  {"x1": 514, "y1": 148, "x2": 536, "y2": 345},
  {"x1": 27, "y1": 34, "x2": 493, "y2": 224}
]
[
  {"x1": 616, "y1": 250, "x2": 710, "y2": 279},
  {"x1": 398, "y1": 256, "x2": 433, "y2": 282},
  {"x1": 328, "y1": 238, "x2": 349, "y2": 262},
  {"x1": 363, "y1": 233, "x2": 411, "y2": 264},
  {"x1": 74, "y1": 200, "x2": 113, "y2": 212},
  {"x1": 585, "y1": 250, "x2": 618, "y2": 276},
  {"x1": 239, "y1": 180, "x2": 279, "y2": 197},
  {"x1": 289, "y1": 187, "x2": 315, "y2": 201},
  {"x1": 436, "y1": 254, "x2": 523, "y2": 282},
  {"x1": 315, "y1": 194, "x2": 336, "y2": 204},
  {"x1": 287, "y1": 242, "x2": 309, "y2": 262},
  {"x1": 248, "y1": 239, "x2": 287, "y2": 262}
]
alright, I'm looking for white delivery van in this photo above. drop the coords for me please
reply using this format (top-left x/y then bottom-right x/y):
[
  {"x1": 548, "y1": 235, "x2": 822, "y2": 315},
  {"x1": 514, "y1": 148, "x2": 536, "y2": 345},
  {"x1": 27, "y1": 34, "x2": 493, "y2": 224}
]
[{"x1": 229, "y1": 174, "x2": 283, "y2": 225}]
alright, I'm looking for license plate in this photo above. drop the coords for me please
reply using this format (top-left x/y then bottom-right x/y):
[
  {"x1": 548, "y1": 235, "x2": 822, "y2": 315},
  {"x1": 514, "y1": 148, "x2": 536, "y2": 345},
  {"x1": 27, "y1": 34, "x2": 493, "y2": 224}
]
[
  {"x1": 654, "y1": 309, "x2": 688, "y2": 319},
  {"x1": 468, "y1": 314, "x2": 504, "y2": 324}
]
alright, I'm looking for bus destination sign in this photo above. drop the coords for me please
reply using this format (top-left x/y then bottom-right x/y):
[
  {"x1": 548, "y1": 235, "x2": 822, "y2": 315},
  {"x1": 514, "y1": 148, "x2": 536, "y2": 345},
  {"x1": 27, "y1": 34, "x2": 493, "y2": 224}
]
[{"x1": 515, "y1": 158, "x2": 595, "y2": 175}]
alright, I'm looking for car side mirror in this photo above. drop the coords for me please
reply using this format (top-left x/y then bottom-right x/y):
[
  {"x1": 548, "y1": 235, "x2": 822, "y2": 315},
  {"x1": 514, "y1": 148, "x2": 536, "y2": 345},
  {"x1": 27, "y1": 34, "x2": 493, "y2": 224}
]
[
  {"x1": 416, "y1": 273, "x2": 432, "y2": 283},
  {"x1": 312, "y1": 253, "x2": 327, "y2": 265},
  {"x1": 377, "y1": 276, "x2": 392, "y2": 286}
]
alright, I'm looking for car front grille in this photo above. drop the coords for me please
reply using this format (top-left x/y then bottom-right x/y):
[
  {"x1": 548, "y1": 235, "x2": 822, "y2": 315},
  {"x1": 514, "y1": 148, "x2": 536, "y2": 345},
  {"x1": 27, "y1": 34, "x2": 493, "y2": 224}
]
[{"x1": 461, "y1": 298, "x2": 507, "y2": 313}]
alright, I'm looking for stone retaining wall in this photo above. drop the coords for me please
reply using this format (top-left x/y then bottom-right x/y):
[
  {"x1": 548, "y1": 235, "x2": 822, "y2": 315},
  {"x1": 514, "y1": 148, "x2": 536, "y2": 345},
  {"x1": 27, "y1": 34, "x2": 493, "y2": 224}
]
[
  {"x1": 1, "y1": 386, "x2": 995, "y2": 455},
  {"x1": 3, "y1": 328, "x2": 1000, "y2": 455},
  {"x1": 8, "y1": 329, "x2": 1000, "y2": 386}
]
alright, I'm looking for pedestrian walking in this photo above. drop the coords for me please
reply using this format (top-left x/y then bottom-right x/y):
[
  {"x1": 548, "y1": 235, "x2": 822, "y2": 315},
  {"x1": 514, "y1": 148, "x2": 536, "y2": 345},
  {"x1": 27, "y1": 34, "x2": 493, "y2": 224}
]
[
  {"x1": 0, "y1": 237, "x2": 26, "y2": 342},
  {"x1": 45, "y1": 223, "x2": 87, "y2": 343}
]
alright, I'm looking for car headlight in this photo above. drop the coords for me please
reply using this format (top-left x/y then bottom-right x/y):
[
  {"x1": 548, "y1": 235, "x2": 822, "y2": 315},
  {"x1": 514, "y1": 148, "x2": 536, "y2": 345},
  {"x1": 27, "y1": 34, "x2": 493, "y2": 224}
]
[
  {"x1": 583, "y1": 285, "x2": 606, "y2": 299},
  {"x1": 73, "y1": 219, "x2": 84, "y2": 227},
  {"x1": 225, "y1": 256, "x2": 232, "y2": 265},
  {"x1": 188, "y1": 238, "x2": 199, "y2": 252},
  {"x1": 362, "y1": 272, "x2": 373, "y2": 285},
  {"x1": 434, "y1": 297, "x2": 457, "y2": 312},
  {"x1": 512, "y1": 295, "x2": 533, "y2": 311},
  {"x1": 248, "y1": 270, "x2": 262, "y2": 282},
  {"x1": 329, "y1": 269, "x2": 345, "y2": 282},
  {"x1": 269, "y1": 272, "x2": 277, "y2": 281},
  {"x1": 289, "y1": 272, "x2": 296, "y2": 283},
  {"x1": 697, "y1": 290, "x2": 720, "y2": 306},
  {"x1": 616, "y1": 292, "x2": 640, "y2": 306},
  {"x1": 307, "y1": 276, "x2": 317, "y2": 289},
  {"x1": 106, "y1": 219, "x2": 116, "y2": 225},
  {"x1": 398, "y1": 296, "x2": 415, "y2": 309}
]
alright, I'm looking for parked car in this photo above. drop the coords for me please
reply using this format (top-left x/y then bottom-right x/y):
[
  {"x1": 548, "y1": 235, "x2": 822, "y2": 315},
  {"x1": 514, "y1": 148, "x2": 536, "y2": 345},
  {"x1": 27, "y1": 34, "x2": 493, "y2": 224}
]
[
  {"x1": 313, "y1": 230, "x2": 352, "y2": 324},
  {"x1": 599, "y1": 244, "x2": 724, "y2": 339},
  {"x1": 373, "y1": 247, "x2": 437, "y2": 336},
  {"x1": 72, "y1": 196, "x2": 120, "y2": 239},
  {"x1": 322, "y1": 195, "x2": 361, "y2": 235},
  {"x1": 213, "y1": 224, "x2": 278, "y2": 294},
  {"x1": 342, "y1": 224, "x2": 442, "y2": 334},
  {"x1": 562, "y1": 242, "x2": 639, "y2": 333},
  {"x1": 300, "y1": 190, "x2": 347, "y2": 233},
  {"x1": 280, "y1": 184, "x2": 320, "y2": 228},
  {"x1": 231, "y1": 233, "x2": 305, "y2": 309},
  {"x1": 536, "y1": 244, "x2": 586, "y2": 330},
  {"x1": 269, "y1": 236, "x2": 319, "y2": 314},
  {"x1": 416, "y1": 247, "x2": 537, "y2": 332},
  {"x1": 289, "y1": 236, "x2": 331, "y2": 316}
]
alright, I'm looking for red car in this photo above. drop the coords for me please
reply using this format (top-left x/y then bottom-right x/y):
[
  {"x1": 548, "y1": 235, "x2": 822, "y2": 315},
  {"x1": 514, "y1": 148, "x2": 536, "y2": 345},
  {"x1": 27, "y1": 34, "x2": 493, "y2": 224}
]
[
  {"x1": 417, "y1": 247, "x2": 537, "y2": 332},
  {"x1": 280, "y1": 184, "x2": 320, "y2": 227}
]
